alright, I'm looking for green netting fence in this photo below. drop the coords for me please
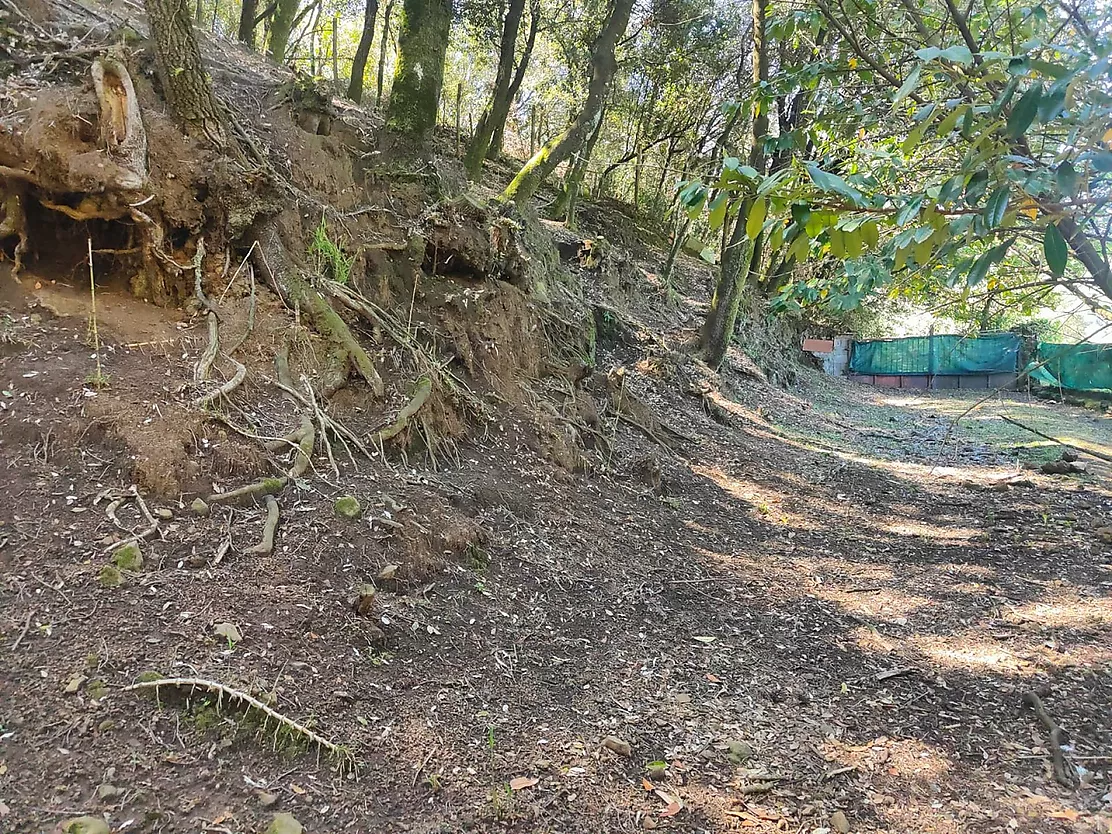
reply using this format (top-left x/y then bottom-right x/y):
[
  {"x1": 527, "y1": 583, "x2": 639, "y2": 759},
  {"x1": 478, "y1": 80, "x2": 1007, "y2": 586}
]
[
  {"x1": 1029, "y1": 342, "x2": 1112, "y2": 393},
  {"x1": 849, "y1": 333, "x2": 1021, "y2": 376}
]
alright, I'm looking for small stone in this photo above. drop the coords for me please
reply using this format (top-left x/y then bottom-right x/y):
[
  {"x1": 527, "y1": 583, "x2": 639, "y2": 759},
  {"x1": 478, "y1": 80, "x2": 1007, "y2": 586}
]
[
  {"x1": 727, "y1": 740, "x2": 753, "y2": 763},
  {"x1": 96, "y1": 784, "x2": 120, "y2": 801},
  {"x1": 334, "y1": 496, "x2": 362, "y2": 519},
  {"x1": 1097, "y1": 527, "x2": 1112, "y2": 544},
  {"x1": 64, "y1": 675, "x2": 87, "y2": 694},
  {"x1": 602, "y1": 735, "x2": 631, "y2": 757},
  {"x1": 352, "y1": 584, "x2": 377, "y2": 615},
  {"x1": 1061, "y1": 448, "x2": 1079, "y2": 462},
  {"x1": 830, "y1": 810, "x2": 851, "y2": 833},
  {"x1": 155, "y1": 508, "x2": 174, "y2": 520},
  {"x1": 112, "y1": 541, "x2": 143, "y2": 571},
  {"x1": 214, "y1": 622, "x2": 242, "y2": 644},
  {"x1": 1041, "y1": 460, "x2": 1073, "y2": 475},
  {"x1": 265, "y1": 812, "x2": 303, "y2": 834},
  {"x1": 62, "y1": 817, "x2": 109, "y2": 834},
  {"x1": 191, "y1": 498, "x2": 210, "y2": 515},
  {"x1": 366, "y1": 623, "x2": 387, "y2": 647},
  {"x1": 97, "y1": 566, "x2": 123, "y2": 588},
  {"x1": 97, "y1": 719, "x2": 117, "y2": 732},
  {"x1": 257, "y1": 791, "x2": 279, "y2": 808},
  {"x1": 378, "y1": 563, "x2": 399, "y2": 581}
]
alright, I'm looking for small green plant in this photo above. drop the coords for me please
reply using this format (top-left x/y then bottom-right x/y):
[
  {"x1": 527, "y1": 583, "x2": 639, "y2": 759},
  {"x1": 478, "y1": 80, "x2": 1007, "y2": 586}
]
[
  {"x1": 466, "y1": 542, "x2": 490, "y2": 571},
  {"x1": 309, "y1": 216, "x2": 353, "y2": 284},
  {"x1": 487, "y1": 725, "x2": 496, "y2": 750}
]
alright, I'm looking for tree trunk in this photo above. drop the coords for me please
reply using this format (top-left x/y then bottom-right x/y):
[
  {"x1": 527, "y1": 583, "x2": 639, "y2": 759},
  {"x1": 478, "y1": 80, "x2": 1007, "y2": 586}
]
[
  {"x1": 347, "y1": 0, "x2": 379, "y2": 103},
  {"x1": 144, "y1": 0, "x2": 229, "y2": 149},
  {"x1": 386, "y1": 0, "x2": 452, "y2": 134},
  {"x1": 464, "y1": 0, "x2": 525, "y2": 179},
  {"x1": 552, "y1": 103, "x2": 605, "y2": 227},
  {"x1": 701, "y1": 0, "x2": 768, "y2": 368},
  {"x1": 268, "y1": 0, "x2": 300, "y2": 62},
  {"x1": 500, "y1": 0, "x2": 634, "y2": 205},
  {"x1": 375, "y1": 0, "x2": 395, "y2": 106},
  {"x1": 488, "y1": 0, "x2": 538, "y2": 158},
  {"x1": 238, "y1": 0, "x2": 259, "y2": 46}
]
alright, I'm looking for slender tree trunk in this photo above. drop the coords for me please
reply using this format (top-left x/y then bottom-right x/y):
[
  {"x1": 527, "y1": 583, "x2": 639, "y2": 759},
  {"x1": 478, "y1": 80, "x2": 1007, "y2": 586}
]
[
  {"x1": 375, "y1": 0, "x2": 395, "y2": 106},
  {"x1": 464, "y1": 0, "x2": 525, "y2": 179},
  {"x1": 268, "y1": 0, "x2": 300, "y2": 62},
  {"x1": 500, "y1": 0, "x2": 634, "y2": 205},
  {"x1": 238, "y1": 0, "x2": 259, "y2": 46},
  {"x1": 144, "y1": 0, "x2": 229, "y2": 149},
  {"x1": 488, "y1": 0, "x2": 538, "y2": 158},
  {"x1": 553, "y1": 103, "x2": 605, "y2": 226},
  {"x1": 347, "y1": 0, "x2": 379, "y2": 103},
  {"x1": 701, "y1": 0, "x2": 768, "y2": 368},
  {"x1": 387, "y1": 0, "x2": 452, "y2": 134}
]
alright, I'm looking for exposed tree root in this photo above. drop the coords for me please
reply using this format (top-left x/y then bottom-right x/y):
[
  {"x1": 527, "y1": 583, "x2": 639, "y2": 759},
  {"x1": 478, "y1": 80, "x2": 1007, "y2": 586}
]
[
  {"x1": 287, "y1": 413, "x2": 316, "y2": 479},
  {"x1": 374, "y1": 377, "x2": 433, "y2": 443},
  {"x1": 195, "y1": 312, "x2": 220, "y2": 382},
  {"x1": 250, "y1": 222, "x2": 383, "y2": 398},
  {"x1": 193, "y1": 356, "x2": 247, "y2": 409},
  {"x1": 245, "y1": 495, "x2": 280, "y2": 555},
  {"x1": 122, "y1": 676, "x2": 353, "y2": 768},
  {"x1": 1022, "y1": 690, "x2": 1077, "y2": 788},
  {"x1": 206, "y1": 476, "x2": 288, "y2": 506}
]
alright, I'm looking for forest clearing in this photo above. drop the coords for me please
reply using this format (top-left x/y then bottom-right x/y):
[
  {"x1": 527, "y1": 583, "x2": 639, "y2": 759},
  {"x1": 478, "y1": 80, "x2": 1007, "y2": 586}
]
[{"x1": 1, "y1": 0, "x2": 1111, "y2": 831}]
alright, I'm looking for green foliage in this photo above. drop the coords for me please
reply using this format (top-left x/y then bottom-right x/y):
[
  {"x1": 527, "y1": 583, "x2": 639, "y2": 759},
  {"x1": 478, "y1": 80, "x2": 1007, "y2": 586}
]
[{"x1": 309, "y1": 217, "x2": 354, "y2": 285}]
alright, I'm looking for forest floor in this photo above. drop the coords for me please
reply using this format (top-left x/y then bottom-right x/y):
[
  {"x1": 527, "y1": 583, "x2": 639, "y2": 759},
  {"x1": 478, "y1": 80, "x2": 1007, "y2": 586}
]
[{"x1": 3, "y1": 246, "x2": 1112, "y2": 834}]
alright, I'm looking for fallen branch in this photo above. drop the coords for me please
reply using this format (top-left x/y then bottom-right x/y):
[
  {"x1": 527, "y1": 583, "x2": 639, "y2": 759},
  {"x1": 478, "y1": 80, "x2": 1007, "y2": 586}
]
[
  {"x1": 1000, "y1": 414, "x2": 1112, "y2": 463},
  {"x1": 10, "y1": 609, "x2": 34, "y2": 651},
  {"x1": 122, "y1": 676, "x2": 353, "y2": 767},
  {"x1": 246, "y1": 495, "x2": 280, "y2": 555},
  {"x1": 1022, "y1": 690, "x2": 1077, "y2": 788}
]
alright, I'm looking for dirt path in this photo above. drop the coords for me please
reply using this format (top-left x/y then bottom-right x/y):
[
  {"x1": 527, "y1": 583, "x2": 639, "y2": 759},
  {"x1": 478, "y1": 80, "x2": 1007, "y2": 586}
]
[{"x1": 2, "y1": 293, "x2": 1111, "y2": 833}]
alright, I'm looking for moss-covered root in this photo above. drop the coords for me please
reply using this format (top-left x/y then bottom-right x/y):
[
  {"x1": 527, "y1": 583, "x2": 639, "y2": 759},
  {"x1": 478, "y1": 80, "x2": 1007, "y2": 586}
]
[
  {"x1": 206, "y1": 476, "x2": 287, "y2": 506},
  {"x1": 250, "y1": 222, "x2": 384, "y2": 398},
  {"x1": 288, "y1": 414, "x2": 316, "y2": 478}
]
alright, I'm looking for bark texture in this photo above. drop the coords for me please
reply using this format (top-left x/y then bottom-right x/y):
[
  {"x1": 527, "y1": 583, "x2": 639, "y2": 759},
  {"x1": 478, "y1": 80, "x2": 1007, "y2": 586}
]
[
  {"x1": 375, "y1": 0, "x2": 395, "y2": 106},
  {"x1": 701, "y1": 0, "x2": 768, "y2": 368},
  {"x1": 386, "y1": 0, "x2": 452, "y2": 134},
  {"x1": 347, "y1": 0, "x2": 379, "y2": 103},
  {"x1": 464, "y1": 0, "x2": 525, "y2": 179},
  {"x1": 500, "y1": 0, "x2": 633, "y2": 205},
  {"x1": 268, "y1": 0, "x2": 301, "y2": 63},
  {"x1": 144, "y1": 0, "x2": 229, "y2": 149},
  {"x1": 488, "y1": 0, "x2": 537, "y2": 158},
  {"x1": 238, "y1": 0, "x2": 259, "y2": 47}
]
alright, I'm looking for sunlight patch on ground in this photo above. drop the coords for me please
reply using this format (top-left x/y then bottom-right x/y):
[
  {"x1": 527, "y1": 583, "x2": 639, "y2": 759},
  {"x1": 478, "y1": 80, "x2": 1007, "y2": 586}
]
[
  {"x1": 911, "y1": 634, "x2": 1039, "y2": 675},
  {"x1": 816, "y1": 586, "x2": 935, "y2": 622},
  {"x1": 882, "y1": 519, "x2": 980, "y2": 542},
  {"x1": 1003, "y1": 596, "x2": 1112, "y2": 629}
]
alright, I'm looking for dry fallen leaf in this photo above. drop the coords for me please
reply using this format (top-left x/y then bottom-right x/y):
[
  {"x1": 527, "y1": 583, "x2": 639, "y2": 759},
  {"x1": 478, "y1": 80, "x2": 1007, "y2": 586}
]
[
  {"x1": 642, "y1": 778, "x2": 654, "y2": 791},
  {"x1": 705, "y1": 673, "x2": 721, "y2": 683},
  {"x1": 660, "y1": 802, "x2": 682, "y2": 818},
  {"x1": 692, "y1": 635, "x2": 716, "y2": 643},
  {"x1": 509, "y1": 777, "x2": 539, "y2": 791},
  {"x1": 289, "y1": 783, "x2": 307, "y2": 795}
]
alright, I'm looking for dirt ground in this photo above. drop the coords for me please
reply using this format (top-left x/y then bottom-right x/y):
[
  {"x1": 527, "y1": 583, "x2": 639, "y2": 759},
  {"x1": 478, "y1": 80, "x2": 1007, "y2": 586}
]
[{"x1": 3, "y1": 245, "x2": 1112, "y2": 834}]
